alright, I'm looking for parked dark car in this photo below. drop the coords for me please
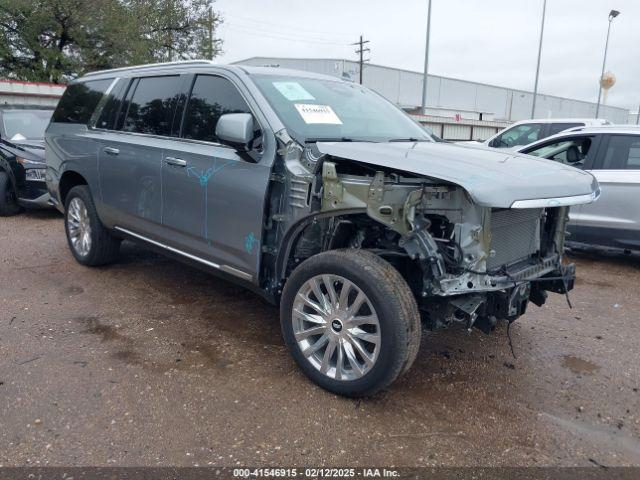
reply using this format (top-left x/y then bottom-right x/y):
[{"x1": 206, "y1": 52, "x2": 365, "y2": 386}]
[
  {"x1": 0, "y1": 108, "x2": 54, "y2": 215},
  {"x1": 46, "y1": 61, "x2": 598, "y2": 396}
]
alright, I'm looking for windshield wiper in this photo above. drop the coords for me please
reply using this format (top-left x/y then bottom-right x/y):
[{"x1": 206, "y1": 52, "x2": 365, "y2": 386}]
[
  {"x1": 304, "y1": 137, "x2": 355, "y2": 143},
  {"x1": 387, "y1": 137, "x2": 430, "y2": 142},
  {"x1": 304, "y1": 137, "x2": 380, "y2": 144}
]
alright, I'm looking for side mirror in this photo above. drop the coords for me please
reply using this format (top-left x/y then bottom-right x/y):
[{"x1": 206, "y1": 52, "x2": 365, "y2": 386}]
[{"x1": 216, "y1": 113, "x2": 254, "y2": 150}]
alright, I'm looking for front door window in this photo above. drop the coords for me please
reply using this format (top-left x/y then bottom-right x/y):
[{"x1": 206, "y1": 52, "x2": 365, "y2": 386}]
[{"x1": 525, "y1": 136, "x2": 593, "y2": 169}]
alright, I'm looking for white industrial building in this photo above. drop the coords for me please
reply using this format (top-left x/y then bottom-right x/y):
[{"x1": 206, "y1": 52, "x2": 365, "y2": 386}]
[
  {"x1": 235, "y1": 57, "x2": 630, "y2": 140},
  {"x1": 0, "y1": 79, "x2": 65, "y2": 108}
]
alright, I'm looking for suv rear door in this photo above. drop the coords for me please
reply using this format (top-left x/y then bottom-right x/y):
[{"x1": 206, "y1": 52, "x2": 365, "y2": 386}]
[
  {"x1": 159, "y1": 72, "x2": 272, "y2": 282},
  {"x1": 577, "y1": 134, "x2": 640, "y2": 249},
  {"x1": 97, "y1": 74, "x2": 182, "y2": 237}
]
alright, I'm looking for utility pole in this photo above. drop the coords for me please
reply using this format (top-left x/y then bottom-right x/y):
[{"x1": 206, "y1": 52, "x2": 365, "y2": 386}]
[
  {"x1": 636, "y1": 103, "x2": 640, "y2": 125},
  {"x1": 421, "y1": 0, "x2": 432, "y2": 115},
  {"x1": 531, "y1": 0, "x2": 547, "y2": 119},
  {"x1": 352, "y1": 35, "x2": 370, "y2": 84}
]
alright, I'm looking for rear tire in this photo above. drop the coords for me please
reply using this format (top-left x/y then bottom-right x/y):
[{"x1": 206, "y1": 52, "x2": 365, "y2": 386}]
[
  {"x1": 0, "y1": 171, "x2": 21, "y2": 216},
  {"x1": 64, "y1": 185, "x2": 120, "y2": 266},
  {"x1": 280, "y1": 249, "x2": 421, "y2": 397}
]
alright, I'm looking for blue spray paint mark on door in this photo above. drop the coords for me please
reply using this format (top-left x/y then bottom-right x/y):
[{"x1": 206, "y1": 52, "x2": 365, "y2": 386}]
[
  {"x1": 185, "y1": 161, "x2": 231, "y2": 241},
  {"x1": 244, "y1": 232, "x2": 257, "y2": 254}
]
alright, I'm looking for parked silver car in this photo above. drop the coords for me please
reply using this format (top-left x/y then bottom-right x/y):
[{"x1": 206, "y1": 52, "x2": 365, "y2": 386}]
[
  {"x1": 464, "y1": 118, "x2": 610, "y2": 149},
  {"x1": 518, "y1": 126, "x2": 640, "y2": 252},
  {"x1": 46, "y1": 61, "x2": 599, "y2": 396}
]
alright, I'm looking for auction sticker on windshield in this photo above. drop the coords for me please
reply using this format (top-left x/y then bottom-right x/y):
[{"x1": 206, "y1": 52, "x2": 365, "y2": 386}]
[
  {"x1": 273, "y1": 81, "x2": 315, "y2": 101},
  {"x1": 294, "y1": 104, "x2": 343, "y2": 124}
]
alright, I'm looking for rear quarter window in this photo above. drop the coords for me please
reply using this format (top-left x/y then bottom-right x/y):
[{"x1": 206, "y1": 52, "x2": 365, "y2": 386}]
[{"x1": 51, "y1": 79, "x2": 113, "y2": 124}]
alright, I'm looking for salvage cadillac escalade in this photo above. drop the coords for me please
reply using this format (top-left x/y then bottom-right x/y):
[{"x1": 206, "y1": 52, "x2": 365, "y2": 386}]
[{"x1": 45, "y1": 61, "x2": 599, "y2": 396}]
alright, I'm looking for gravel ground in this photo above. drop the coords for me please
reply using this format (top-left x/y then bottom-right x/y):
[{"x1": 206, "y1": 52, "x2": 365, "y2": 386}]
[{"x1": 1, "y1": 210, "x2": 639, "y2": 467}]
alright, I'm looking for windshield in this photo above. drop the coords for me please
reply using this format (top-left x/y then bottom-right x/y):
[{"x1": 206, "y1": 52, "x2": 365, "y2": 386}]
[
  {"x1": 2, "y1": 110, "x2": 53, "y2": 140},
  {"x1": 252, "y1": 75, "x2": 433, "y2": 143}
]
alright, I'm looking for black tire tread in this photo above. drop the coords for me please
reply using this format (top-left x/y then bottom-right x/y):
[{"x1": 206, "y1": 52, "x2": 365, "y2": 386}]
[
  {"x1": 331, "y1": 249, "x2": 422, "y2": 380},
  {"x1": 65, "y1": 185, "x2": 120, "y2": 266},
  {"x1": 0, "y1": 171, "x2": 21, "y2": 216}
]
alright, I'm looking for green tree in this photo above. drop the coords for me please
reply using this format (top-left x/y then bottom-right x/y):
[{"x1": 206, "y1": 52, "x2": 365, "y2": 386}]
[{"x1": 0, "y1": 0, "x2": 223, "y2": 83}]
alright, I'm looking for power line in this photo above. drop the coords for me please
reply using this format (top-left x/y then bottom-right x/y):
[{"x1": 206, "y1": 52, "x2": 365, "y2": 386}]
[
  {"x1": 227, "y1": 13, "x2": 354, "y2": 38},
  {"x1": 227, "y1": 22, "x2": 348, "y2": 44},
  {"x1": 352, "y1": 35, "x2": 370, "y2": 84},
  {"x1": 226, "y1": 23, "x2": 350, "y2": 46}
]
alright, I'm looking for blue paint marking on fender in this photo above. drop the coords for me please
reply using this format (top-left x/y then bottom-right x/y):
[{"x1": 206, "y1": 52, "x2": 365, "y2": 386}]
[
  {"x1": 185, "y1": 161, "x2": 232, "y2": 240},
  {"x1": 244, "y1": 232, "x2": 257, "y2": 254}
]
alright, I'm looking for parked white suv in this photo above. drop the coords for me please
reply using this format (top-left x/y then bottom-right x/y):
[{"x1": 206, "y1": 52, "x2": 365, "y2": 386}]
[{"x1": 480, "y1": 118, "x2": 611, "y2": 149}]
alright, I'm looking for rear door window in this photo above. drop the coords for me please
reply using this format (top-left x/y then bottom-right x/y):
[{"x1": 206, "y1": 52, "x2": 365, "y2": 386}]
[
  {"x1": 600, "y1": 135, "x2": 640, "y2": 170},
  {"x1": 51, "y1": 79, "x2": 113, "y2": 124},
  {"x1": 121, "y1": 76, "x2": 181, "y2": 136},
  {"x1": 493, "y1": 123, "x2": 544, "y2": 148},
  {"x1": 547, "y1": 122, "x2": 583, "y2": 135},
  {"x1": 181, "y1": 75, "x2": 253, "y2": 143}
]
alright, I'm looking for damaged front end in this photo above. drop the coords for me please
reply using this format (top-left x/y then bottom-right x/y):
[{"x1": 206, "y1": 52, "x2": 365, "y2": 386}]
[{"x1": 263, "y1": 133, "x2": 587, "y2": 333}]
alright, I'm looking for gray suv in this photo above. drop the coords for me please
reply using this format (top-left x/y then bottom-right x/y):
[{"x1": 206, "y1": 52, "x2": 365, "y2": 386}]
[{"x1": 46, "y1": 61, "x2": 599, "y2": 396}]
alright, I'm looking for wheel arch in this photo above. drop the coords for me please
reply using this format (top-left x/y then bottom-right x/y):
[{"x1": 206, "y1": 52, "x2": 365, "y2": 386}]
[
  {"x1": 273, "y1": 208, "x2": 368, "y2": 286},
  {"x1": 59, "y1": 170, "x2": 88, "y2": 207}
]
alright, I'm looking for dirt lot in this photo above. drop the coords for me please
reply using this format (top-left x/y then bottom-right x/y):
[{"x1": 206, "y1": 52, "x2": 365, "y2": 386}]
[{"x1": 1, "y1": 210, "x2": 639, "y2": 467}]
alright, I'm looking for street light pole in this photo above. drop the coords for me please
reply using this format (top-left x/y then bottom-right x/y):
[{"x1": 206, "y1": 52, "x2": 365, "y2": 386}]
[
  {"x1": 595, "y1": 10, "x2": 620, "y2": 118},
  {"x1": 421, "y1": 0, "x2": 432, "y2": 115},
  {"x1": 531, "y1": 0, "x2": 547, "y2": 119}
]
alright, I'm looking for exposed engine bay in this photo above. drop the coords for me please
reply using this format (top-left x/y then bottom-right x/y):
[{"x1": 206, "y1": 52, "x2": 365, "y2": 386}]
[{"x1": 261, "y1": 131, "x2": 577, "y2": 333}]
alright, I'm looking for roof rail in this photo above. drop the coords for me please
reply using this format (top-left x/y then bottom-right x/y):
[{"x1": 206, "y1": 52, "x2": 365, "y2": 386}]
[
  {"x1": 83, "y1": 60, "x2": 214, "y2": 78},
  {"x1": 565, "y1": 124, "x2": 640, "y2": 133}
]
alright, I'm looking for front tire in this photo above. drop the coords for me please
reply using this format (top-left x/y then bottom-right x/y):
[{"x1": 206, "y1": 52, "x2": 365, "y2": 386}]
[
  {"x1": 280, "y1": 249, "x2": 421, "y2": 397},
  {"x1": 64, "y1": 185, "x2": 120, "y2": 266},
  {"x1": 0, "y1": 171, "x2": 21, "y2": 216}
]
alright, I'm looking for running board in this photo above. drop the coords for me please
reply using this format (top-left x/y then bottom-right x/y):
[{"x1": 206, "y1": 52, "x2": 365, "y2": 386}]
[{"x1": 114, "y1": 226, "x2": 253, "y2": 282}]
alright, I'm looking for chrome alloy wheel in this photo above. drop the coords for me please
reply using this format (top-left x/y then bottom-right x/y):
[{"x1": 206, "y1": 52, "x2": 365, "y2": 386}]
[
  {"x1": 67, "y1": 197, "x2": 92, "y2": 257},
  {"x1": 292, "y1": 274, "x2": 381, "y2": 381}
]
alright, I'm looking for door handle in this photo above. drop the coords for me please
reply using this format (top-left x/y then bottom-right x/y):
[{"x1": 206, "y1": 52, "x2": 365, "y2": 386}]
[
  {"x1": 104, "y1": 147, "x2": 120, "y2": 155},
  {"x1": 165, "y1": 156, "x2": 187, "y2": 167}
]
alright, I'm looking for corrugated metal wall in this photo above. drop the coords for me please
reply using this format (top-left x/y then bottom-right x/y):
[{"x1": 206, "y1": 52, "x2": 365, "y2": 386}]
[
  {"x1": 235, "y1": 57, "x2": 629, "y2": 124},
  {"x1": 0, "y1": 80, "x2": 65, "y2": 108}
]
